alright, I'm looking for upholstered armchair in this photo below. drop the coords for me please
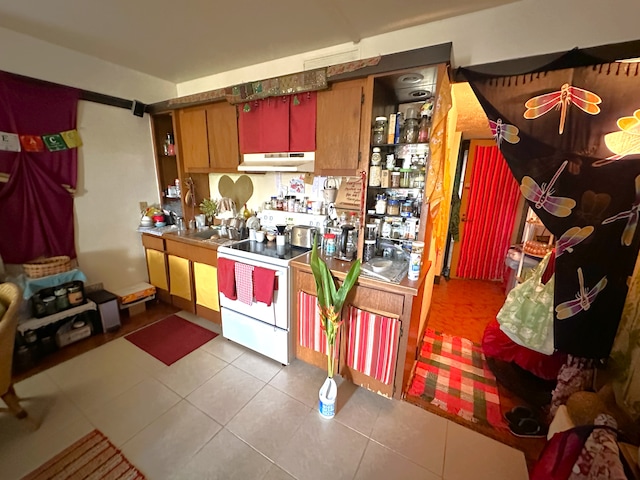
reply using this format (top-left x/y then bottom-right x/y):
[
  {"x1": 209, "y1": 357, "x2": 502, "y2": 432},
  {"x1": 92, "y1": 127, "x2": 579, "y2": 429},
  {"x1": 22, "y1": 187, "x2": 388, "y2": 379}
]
[{"x1": 0, "y1": 282, "x2": 32, "y2": 423}]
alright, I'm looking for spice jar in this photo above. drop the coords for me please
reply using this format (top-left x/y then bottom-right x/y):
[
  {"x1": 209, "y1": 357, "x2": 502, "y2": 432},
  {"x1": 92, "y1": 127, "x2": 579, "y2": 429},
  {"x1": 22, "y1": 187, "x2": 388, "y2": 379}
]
[
  {"x1": 363, "y1": 240, "x2": 376, "y2": 262},
  {"x1": 390, "y1": 171, "x2": 401, "y2": 188},
  {"x1": 371, "y1": 117, "x2": 387, "y2": 145},
  {"x1": 42, "y1": 296, "x2": 57, "y2": 315},
  {"x1": 380, "y1": 169, "x2": 390, "y2": 188},
  {"x1": 375, "y1": 194, "x2": 387, "y2": 215},
  {"x1": 401, "y1": 201, "x2": 413, "y2": 217},
  {"x1": 369, "y1": 147, "x2": 382, "y2": 187},
  {"x1": 386, "y1": 198, "x2": 400, "y2": 216}
]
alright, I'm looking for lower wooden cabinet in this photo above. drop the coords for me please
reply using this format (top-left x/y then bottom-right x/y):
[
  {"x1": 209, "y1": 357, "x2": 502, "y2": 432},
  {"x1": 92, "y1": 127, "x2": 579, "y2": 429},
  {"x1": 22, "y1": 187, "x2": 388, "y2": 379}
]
[{"x1": 295, "y1": 272, "x2": 402, "y2": 398}]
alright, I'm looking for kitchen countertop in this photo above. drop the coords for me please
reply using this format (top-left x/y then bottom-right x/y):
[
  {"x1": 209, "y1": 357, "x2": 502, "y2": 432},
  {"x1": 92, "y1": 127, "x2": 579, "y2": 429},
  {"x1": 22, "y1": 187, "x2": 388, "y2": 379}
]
[
  {"x1": 291, "y1": 252, "x2": 429, "y2": 296},
  {"x1": 140, "y1": 227, "x2": 237, "y2": 250}
]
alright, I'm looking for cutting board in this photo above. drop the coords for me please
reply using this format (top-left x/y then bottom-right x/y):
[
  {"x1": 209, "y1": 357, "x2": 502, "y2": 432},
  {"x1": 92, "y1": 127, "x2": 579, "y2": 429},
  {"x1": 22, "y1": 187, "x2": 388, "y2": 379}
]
[{"x1": 218, "y1": 175, "x2": 254, "y2": 210}]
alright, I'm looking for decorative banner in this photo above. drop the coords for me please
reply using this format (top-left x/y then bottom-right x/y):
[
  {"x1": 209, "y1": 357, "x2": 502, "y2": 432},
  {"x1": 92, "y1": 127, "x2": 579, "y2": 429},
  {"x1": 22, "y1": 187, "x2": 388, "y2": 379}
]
[
  {"x1": 0, "y1": 132, "x2": 21, "y2": 152},
  {"x1": 60, "y1": 129, "x2": 83, "y2": 148},
  {"x1": 19, "y1": 135, "x2": 44, "y2": 152},
  {"x1": 42, "y1": 133, "x2": 68, "y2": 151},
  {"x1": 10, "y1": 129, "x2": 82, "y2": 153}
]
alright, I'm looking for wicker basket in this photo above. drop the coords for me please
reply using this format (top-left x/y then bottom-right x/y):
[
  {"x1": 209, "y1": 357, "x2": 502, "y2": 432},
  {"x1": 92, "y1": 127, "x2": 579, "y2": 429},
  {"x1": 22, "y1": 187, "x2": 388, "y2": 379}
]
[{"x1": 23, "y1": 256, "x2": 72, "y2": 278}]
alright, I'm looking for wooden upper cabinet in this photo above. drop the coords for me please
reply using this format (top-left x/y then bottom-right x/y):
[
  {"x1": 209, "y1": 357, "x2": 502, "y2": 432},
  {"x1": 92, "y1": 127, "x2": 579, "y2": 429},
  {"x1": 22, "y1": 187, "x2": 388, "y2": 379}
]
[
  {"x1": 206, "y1": 101, "x2": 240, "y2": 173},
  {"x1": 315, "y1": 78, "x2": 366, "y2": 176},
  {"x1": 177, "y1": 102, "x2": 239, "y2": 173},
  {"x1": 178, "y1": 107, "x2": 209, "y2": 171}
]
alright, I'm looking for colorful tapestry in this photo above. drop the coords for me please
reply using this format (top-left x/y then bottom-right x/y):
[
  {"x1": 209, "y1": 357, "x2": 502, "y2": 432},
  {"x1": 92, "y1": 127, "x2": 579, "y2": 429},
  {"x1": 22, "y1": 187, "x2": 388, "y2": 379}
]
[
  {"x1": 462, "y1": 61, "x2": 640, "y2": 358},
  {"x1": 407, "y1": 329, "x2": 505, "y2": 428}
]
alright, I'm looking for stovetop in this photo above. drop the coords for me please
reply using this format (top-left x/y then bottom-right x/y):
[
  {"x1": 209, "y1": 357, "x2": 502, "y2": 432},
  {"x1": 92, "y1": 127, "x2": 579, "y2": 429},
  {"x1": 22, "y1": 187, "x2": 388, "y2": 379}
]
[{"x1": 219, "y1": 240, "x2": 310, "y2": 266}]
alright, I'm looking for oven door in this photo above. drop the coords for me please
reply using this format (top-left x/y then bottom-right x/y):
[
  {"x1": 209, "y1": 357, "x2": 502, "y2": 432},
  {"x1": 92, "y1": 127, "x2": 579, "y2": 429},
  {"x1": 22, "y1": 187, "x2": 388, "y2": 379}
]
[{"x1": 217, "y1": 253, "x2": 289, "y2": 330}]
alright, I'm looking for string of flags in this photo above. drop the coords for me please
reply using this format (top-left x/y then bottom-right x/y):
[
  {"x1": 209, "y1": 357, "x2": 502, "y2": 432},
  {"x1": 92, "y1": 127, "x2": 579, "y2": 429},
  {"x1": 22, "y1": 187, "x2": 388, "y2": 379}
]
[{"x1": 0, "y1": 129, "x2": 82, "y2": 153}]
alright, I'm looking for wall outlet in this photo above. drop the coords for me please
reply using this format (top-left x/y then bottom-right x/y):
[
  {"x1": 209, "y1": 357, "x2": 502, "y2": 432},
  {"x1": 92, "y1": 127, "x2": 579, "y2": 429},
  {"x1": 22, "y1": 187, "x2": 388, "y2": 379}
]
[{"x1": 139, "y1": 201, "x2": 148, "y2": 211}]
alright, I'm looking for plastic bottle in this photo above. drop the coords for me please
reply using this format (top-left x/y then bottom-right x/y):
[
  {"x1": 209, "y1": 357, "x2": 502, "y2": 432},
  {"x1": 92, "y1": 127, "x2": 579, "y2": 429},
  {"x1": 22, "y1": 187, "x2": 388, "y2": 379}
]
[{"x1": 369, "y1": 147, "x2": 382, "y2": 187}]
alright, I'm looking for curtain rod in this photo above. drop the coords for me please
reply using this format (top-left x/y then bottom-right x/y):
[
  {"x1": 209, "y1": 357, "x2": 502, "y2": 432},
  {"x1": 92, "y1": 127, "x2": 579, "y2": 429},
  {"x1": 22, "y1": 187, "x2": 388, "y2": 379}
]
[{"x1": 0, "y1": 69, "x2": 147, "y2": 117}]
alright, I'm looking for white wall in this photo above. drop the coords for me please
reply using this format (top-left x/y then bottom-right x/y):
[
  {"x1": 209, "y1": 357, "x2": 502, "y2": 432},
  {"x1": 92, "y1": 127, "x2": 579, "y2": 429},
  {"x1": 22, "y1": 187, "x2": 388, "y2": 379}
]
[
  {"x1": 0, "y1": 27, "x2": 177, "y2": 291},
  {"x1": 178, "y1": 0, "x2": 640, "y2": 96}
]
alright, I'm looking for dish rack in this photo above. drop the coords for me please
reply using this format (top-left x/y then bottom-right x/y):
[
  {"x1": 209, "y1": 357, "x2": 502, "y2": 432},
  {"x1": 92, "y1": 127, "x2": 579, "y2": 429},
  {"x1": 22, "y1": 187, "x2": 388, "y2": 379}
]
[{"x1": 23, "y1": 256, "x2": 71, "y2": 278}]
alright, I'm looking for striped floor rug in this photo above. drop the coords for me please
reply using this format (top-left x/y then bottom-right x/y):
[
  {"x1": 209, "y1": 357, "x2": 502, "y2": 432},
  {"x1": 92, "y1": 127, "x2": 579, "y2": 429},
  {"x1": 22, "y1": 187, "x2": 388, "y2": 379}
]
[
  {"x1": 406, "y1": 329, "x2": 506, "y2": 429},
  {"x1": 22, "y1": 429, "x2": 145, "y2": 480}
]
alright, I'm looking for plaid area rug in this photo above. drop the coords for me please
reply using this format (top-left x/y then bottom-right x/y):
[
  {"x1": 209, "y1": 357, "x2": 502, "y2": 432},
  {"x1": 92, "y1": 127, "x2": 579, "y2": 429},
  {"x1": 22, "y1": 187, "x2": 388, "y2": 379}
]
[{"x1": 406, "y1": 329, "x2": 506, "y2": 429}]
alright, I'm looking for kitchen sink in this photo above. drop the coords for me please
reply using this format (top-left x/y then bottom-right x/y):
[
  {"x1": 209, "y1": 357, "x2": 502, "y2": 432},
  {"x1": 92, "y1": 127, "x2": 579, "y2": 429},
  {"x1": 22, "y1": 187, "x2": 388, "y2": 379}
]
[{"x1": 188, "y1": 228, "x2": 219, "y2": 240}]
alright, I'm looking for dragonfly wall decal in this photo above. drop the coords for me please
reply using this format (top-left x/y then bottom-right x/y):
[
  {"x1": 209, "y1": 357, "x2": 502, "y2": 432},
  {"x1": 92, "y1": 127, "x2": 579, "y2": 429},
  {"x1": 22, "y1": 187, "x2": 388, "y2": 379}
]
[
  {"x1": 595, "y1": 109, "x2": 640, "y2": 166},
  {"x1": 520, "y1": 160, "x2": 576, "y2": 217},
  {"x1": 524, "y1": 83, "x2": 602, "y2": 134},
  {"x1": 556, "y1": 267, "x2": 607, "y2": 320},
  {"x1": 489, "y1": 118, "x2": 520, "y2": 147},
  {"x1": 555, "y1": 225, "x2": 594, "y2": 257},
  {"x1": 601, "y1": 174, "x2": 640, "y2": 246}
]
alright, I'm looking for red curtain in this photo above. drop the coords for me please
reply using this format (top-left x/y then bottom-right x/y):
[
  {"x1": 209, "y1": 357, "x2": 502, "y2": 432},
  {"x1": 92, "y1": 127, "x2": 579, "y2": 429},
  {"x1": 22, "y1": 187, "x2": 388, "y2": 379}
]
[
  {"x1": 456, "y1": 145, "x2": 520, "y2": 280},
  {"x1": 237, "y1": 93, "x2": 316, "y2": 154},
  {"x1": 0, "y1": 72, "x2": 79, "y2": 264}
]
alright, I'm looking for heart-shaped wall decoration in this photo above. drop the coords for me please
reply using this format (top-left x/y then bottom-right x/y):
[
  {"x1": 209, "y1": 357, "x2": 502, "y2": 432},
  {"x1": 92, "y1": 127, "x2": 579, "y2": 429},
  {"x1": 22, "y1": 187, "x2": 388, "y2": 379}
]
[{"x1": 218, "y1": 175, "x2": 254, "y2": 210}]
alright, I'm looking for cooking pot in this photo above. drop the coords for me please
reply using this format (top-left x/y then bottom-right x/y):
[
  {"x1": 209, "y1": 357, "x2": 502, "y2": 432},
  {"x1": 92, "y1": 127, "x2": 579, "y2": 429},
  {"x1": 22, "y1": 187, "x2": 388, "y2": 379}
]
[{"x1": 291, "y1": 225, "x2": 317, "y2": 249}]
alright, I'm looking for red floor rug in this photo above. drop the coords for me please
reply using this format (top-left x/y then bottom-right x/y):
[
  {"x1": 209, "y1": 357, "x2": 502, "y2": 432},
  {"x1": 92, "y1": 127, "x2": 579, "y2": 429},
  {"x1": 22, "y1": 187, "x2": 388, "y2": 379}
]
[
  {"x1": 125, "y1": 315, "x2": 217, "y2": 366},
  {"x1": 22, "y1": 429, "x2": 145, "y2": 479},
  {"x1": 406, "y1": 329, "x2": 506, "y2": 429}
]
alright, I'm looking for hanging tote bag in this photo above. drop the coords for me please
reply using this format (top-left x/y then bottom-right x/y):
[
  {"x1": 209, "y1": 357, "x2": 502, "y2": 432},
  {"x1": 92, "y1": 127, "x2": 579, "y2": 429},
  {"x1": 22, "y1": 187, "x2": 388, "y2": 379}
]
[{"x1": 497, "y1": 251, "x2": 555, "y2": 355}]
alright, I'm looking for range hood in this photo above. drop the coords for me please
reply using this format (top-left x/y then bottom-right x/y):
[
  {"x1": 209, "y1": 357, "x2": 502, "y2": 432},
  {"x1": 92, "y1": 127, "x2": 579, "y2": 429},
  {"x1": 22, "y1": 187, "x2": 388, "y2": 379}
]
[{"x1": 238, "y1": 152, "x2": 315, "y2": 172}]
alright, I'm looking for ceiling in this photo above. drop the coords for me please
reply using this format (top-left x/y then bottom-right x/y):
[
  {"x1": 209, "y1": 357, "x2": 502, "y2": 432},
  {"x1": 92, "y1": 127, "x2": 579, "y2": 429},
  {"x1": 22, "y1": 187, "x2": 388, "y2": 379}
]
[{"x1": 0, "y1": 0, "x2": 517, "y2": 84}]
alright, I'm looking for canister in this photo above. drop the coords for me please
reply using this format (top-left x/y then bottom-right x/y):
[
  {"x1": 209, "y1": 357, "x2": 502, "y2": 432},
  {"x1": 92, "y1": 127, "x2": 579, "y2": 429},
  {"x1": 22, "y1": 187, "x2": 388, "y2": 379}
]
[
  {"x1": 365, "y1": 223, "x2": 377, "y2": 240},
  {"x1": 43, "y1": 295, "x2": 57, "y2": 315},
  {"x1": 380, "y1": 169, "x2": 390, "y2": 188},
  {"x1": 67, "y1": 285, "x2": 84, "y2": 306},
  {"x1": 363, "y1": 240, "x2": 376, "y2": 262},
  {"x1": 375, "y1": 195, "x2": 387, "y2": 215},
  {"x1": 324, "y1": 233, "x2": 336, "y2": 256},
  {"x1": 54, "y1": 287, "x2": 70, "y2": 311},
  {"x1": 386, "y1": 199, "x2": 400, "y2": 216},
  {"x1": 408, "y1": 241, "x2": 424, "y2": 280}
]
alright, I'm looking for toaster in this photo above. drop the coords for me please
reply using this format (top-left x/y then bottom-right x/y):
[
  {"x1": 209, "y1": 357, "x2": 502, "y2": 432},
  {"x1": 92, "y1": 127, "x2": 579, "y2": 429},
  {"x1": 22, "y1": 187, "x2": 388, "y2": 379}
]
[{"x1": 291, "y1": 225, "x2": 317, "y2": 248}]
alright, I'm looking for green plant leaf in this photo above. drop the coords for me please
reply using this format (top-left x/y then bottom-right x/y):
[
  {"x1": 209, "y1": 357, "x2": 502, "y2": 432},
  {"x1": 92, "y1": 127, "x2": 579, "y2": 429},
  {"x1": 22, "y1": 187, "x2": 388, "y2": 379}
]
[{"x1": 333, "y1": 260, "x2": 361, "y2": 313}]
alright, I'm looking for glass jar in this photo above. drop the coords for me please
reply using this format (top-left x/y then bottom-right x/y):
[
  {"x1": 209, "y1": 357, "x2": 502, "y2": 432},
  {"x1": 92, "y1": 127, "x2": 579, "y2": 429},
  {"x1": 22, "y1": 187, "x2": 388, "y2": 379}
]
[
  {"x1": 270, "y1": 196, "x2": 278, "y2": 209},
  {"x1": 67, "y1": 285, "x2": 84, "y2": 306},
  {"x1": 369, "y1": 147, "x2": 382, "y2": 187},
  {"x1": 402, "y1": 108, "x2": 419, "y2": 144},
  {"x1": 42, "y1": 296, "x2": 56, "y2": 315},
  {"x1": 324, "y1": 233, "x2": 336, "y2": 256},
  {"x1": 418, "y1": 113, "x2": 430, "y2": 143},
  {"x1": 381, "y1": 218, "x2": 392, "y2": 238},
  {"x1": 401, "y1": 201, "x2": 413, "y2": 217},
  {"x1": 363, "y1": 240, "x2": 376, "y2": 262},
  {"x1": 375, "y1": 194, "x2": 387, "y2": 215},
  {"x1": 390, "y1": 170, "x2": 401, "y2": 188},
  {"x1": 399, "y1": 169, "x2": 412, "y2": 188},
  {"x1": 380, "y1": 169, "x2": 390, "y2": 188},
  {"x1": 386, "y1": 199, "x2": 400, "y2": 216},
  {"x1": 54, "y1": 287, "x2": 69, "y2": 311},
  {"x1": 365, "y1": 223, "x2": 377, "y2": 240},
  {"x1": 372, "y1": 117, "x2": 387, "y2": 145}
]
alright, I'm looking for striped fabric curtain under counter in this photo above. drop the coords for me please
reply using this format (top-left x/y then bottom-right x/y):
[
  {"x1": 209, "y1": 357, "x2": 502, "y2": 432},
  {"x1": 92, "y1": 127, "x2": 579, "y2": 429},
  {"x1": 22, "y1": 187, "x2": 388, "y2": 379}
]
[
  {"x1": 345, "y1": 306, "x2": 400, "y2": 385},
  {"x1": 298, "y1": 291, "x2": 327, "y2": 354}
]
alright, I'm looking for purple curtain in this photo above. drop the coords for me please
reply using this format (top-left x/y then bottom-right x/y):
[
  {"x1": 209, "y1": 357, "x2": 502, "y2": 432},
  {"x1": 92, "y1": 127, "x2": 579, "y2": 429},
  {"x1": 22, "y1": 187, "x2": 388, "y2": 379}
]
[
  {"x1": 0, "y1": 72, "x2": 80, "y2": 264},
  {"x1": 462, "y1": 62, "x2": 640, "y2": 359}
]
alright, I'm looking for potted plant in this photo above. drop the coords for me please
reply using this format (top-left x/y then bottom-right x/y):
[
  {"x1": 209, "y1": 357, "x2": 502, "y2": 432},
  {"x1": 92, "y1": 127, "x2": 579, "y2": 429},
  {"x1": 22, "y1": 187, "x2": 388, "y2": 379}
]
[
  {"x1": 310, "y1": 233, "x2": 361, "y2": 418},
  {"x1": 199, "y1": 198, "x2": 218, "y2": 225}
]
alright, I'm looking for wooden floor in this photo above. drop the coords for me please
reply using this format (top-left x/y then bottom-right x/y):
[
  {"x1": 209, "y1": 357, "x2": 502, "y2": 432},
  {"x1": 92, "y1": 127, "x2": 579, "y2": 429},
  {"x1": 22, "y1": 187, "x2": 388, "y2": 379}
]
[
  {"x1": 424, "y1": 276, "x2": 547, "y2": 468},
  {"x1": 13, "y1": 300, "x2": 179, "y2": 383}
]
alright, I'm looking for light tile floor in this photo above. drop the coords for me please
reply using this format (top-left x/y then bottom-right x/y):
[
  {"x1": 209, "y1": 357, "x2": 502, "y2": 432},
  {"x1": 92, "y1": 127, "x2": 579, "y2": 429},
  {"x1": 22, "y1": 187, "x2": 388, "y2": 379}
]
[{"x1": 0, "y1": 312, "x2": 529, "y2": 480}]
